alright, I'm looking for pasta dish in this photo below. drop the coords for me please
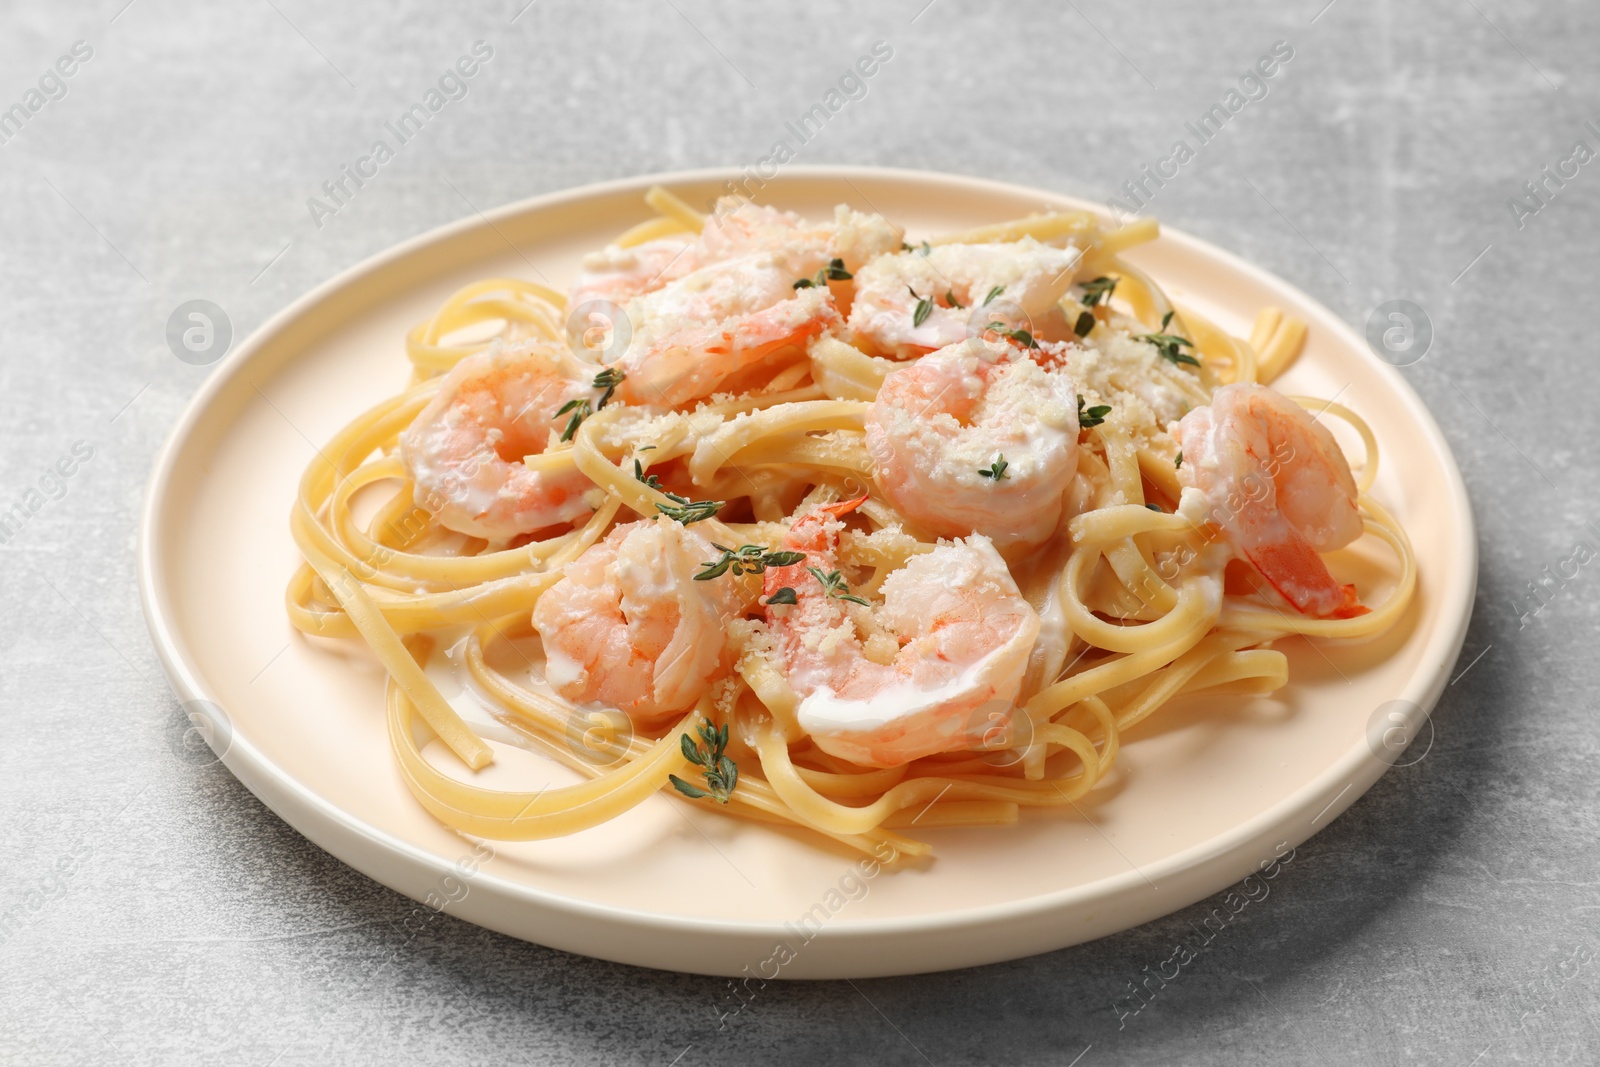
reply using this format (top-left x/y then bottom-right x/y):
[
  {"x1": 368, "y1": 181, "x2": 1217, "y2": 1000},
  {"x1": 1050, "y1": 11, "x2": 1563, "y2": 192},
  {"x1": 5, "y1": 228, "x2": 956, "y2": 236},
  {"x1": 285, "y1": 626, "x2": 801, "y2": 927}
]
[{"x1": 285, "y1": 185, "x2": 1415, "y2": 863}]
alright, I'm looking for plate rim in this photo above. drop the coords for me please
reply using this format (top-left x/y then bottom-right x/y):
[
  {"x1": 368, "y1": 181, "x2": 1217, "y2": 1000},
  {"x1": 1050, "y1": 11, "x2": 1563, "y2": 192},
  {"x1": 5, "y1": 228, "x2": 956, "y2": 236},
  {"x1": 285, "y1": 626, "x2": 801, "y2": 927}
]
[{"x1": 138, "y1": 164, "x2": 1478, "y2": 970}]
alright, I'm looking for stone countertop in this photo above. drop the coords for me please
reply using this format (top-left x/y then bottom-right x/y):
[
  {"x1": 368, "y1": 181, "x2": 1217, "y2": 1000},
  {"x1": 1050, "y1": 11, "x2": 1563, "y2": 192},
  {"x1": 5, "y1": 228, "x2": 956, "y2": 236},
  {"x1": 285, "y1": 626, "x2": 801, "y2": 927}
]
[{"x1": 1, "y1": 1, "x2": 1596, "y2": 1063}]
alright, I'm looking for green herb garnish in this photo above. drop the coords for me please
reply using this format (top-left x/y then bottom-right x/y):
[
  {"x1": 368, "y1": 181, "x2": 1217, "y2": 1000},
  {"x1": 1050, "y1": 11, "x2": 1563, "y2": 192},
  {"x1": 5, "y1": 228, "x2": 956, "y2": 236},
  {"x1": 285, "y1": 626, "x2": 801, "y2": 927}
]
[
  {"x1": 910, "y1": 286, "x2": 932, "y2": 328},
  {"x1": 633, "y1": 459, "x2": 662, "y2": 490},
  {"x1": 1079, "y1": 276, "x2": 1118, "y2": 308},
  {"x1": 669, "y1": 719, "x2": 738, "y2": 804},
  {"x1": 1078, "y1": 394, "x2": 1111, "y2": 429},
  {"x1": 592, "y1": 367, "x2": 625, "y2": 409},
  {"x1": 1138, "y1": 312, "x2": 1200, "y2": 368},
  {"x1": 1175, "y1": 451, "x2": 1184, "y2": 469},
  {"x1": 1074, "y1": 310, "x2": 1096, "y2": 337},
  {"x1": 945, "y1": 289, "x2": 963, "y2": 309},
  {"x1": 807, "y1": 566, "x2": 870, "y2": 606},
  {"x1": 555, "y1": 398, "x2": 592, "y2": 442},
  {"x1": 695, "y1": 544, "x2": 806, "y2": 581},
  {"x1": 766, "y1": 586, "x2": 798, "y2": 606},
  {"x1": 977, "y1": 455, "x2": 1009, "y2": 480},
  {"x1": 793, "y1": 258, "x2": 853, "y2": 289},
  {"x1": 985, "y1": 321, "x2": 1039, "y2": 349},
  {"x1": 983, "y1": 285, "x2": 1005, "y2": 305},
  {"x1": 655, "y1": 496, "x2": 725, "y2": 525}
]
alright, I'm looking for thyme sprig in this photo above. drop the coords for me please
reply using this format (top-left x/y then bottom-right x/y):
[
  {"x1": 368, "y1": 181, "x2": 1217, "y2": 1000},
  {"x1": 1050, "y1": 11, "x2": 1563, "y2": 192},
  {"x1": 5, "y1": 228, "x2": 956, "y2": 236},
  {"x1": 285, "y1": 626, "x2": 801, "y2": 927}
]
[
  {"x1": 1079, "y1": 275, "x2": 1118, "y2": 308},
  {"x1": 669, "y1": 720, "x2": 738, "y2": 804},
  {"x1": 636, "y1": 458, "x2": 724, "y2": 524},
  {"x1": 555, "y1": 368, "x2": 628, "y2": 441},
  {"x1": 695, "y1": 544, "x2": 806, "y2": 581},
  {"x1": 633, "y1": 459, "x2": 662, "y2": 490},
  {"x1": 807, "y1": 566, "x2": 870, "y2": 606},
  {"x1": 909, "y1": 286, "x2": 933, "y2": 328},
  {"x1": 985, "y1": 321, "x2": 1039, "y2": 349},
  {"x1": 1138, "y1": 311, "x2": 1200, "y2": 368},
  {"x1": 555, "y1": 398, "x2": 591, "y2": 442},
  {"x1": 977, "y1": 455, "x2": 1009, "y2": 480},
  {"x1": 793, "y1": 257, "x2": 853, "y2": 289},
  {"x1": 592, "y1": 367, "x2": 625, "y2": 408},
  {"x1": 656, "y1": 496, "x2": 724, "y2": 525}
]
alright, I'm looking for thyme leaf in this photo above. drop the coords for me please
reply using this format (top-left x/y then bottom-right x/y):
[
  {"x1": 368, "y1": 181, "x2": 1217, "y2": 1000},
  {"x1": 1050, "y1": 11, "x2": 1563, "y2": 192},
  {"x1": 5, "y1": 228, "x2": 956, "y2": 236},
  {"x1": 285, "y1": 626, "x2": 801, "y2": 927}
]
[
  {"x1": 1138, "y1": 311, "x2": 1200, "y2": 368},
  {"x1": 655, "y1": 497, "x2": 725, "y2": 525},
  {"x1": 806, "y1": 565, "x2": 870, "y2": 606},
  {"x1": 985, "y1": 321, "x2": 1039, "y2": 349},
  {"x1": 793, "y1": 257, "x2": 853, "y2": 289},
  {"x1": 633, "y1": 459, "x2": 662, "y2": 491},
  {"x1": 977, "y1": 455, "x2": 1009, "y2": 480},
  {"x1": 555, "y1": 397, "x2": 592, "y2": 442},
  {"x1": 695, "y1": 544, "x2": 806, "y2": 581},
  {"x1": 668, "y1": 719, "x2": 738, "y2": 804},
  {"x1": 592, "y1": 367, "x2": 625, "y2": 409},
  {"x1": 1079, "y1": 276, "x2": 1118, "y2": 308}
]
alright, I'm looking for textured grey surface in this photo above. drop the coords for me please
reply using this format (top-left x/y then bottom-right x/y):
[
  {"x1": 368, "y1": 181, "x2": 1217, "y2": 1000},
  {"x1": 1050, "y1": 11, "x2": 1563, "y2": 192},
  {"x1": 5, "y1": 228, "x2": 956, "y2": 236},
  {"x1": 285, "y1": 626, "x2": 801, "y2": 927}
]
[{"x1": 1, "y1": 0, "x2": 1597, "y2": 1063}]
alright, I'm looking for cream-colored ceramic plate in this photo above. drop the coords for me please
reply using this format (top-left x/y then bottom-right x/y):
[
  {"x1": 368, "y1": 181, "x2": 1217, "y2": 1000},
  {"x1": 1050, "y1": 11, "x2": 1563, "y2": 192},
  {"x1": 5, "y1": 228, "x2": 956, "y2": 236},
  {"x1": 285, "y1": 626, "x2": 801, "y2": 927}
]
[{"x1": 139, "y1": 167, "x2": 1474, "y2": 978}]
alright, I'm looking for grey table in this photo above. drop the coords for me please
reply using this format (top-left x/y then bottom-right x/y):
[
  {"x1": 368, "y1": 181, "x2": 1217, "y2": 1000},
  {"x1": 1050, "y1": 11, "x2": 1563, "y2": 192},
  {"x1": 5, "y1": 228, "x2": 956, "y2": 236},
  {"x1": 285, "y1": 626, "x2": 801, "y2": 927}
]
[{"x1": 2, "y1": 1, "x2": 1596, "y2": 1063}]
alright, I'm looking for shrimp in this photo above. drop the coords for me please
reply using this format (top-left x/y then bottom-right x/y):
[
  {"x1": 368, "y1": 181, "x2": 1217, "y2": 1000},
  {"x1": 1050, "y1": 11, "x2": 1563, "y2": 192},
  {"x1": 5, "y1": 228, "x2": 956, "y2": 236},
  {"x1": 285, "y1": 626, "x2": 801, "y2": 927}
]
[
  {"x1": 762, "y1": 501, "x2": 1039, "y2": 767},
  {"x1": 398, "y1": 342, "x2": 597, "y2": 540},
  {"x1": 610, "y1": 252, "x2": 842, "y2": 408},
  {"x1": 847, "y1": 237, "x2": 1082, "y2": 359},
  {"x1": 569, "y1": 199, "x2": 901, "y2": 318},
  {"x1": 568, "y1": 238, "x2": 699, "y2": 315},
  {"x1": 865, "y1": 337, "x2": 1081, "y2": 551},
  {"x1": 532, "y1": 517, "x2": 746, "y2": 722},
  {"x1": 1173, "y1": 382, "x2": 1367, "y2": 618}
]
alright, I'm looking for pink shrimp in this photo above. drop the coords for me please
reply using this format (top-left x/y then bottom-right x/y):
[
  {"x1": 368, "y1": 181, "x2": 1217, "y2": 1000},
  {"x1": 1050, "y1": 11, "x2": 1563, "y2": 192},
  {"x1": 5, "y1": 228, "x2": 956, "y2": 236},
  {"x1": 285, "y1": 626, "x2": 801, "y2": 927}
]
[
  {"x1": 865, "y1": 337, "x2": 1081, "y2": 551},
  {"x1": 610, "y1": 253, "x2": 843, "y2": 408},
  {"x1": 531, "y1": 518, "x2": 746, "y2": 723},
  {"x1": 398, "y1": 342, "x2": 596, "y2": 540},
  {"x1": 1174, "y1": 382, "x2": 1368, "y2": 618},
  {"x1": 761, "y1": 499, "x2": 1040, "y2": 767},
  {"x1": 846, "y1": 238, "x2": 1082, "y2": 359},
  {"x1": 569, "y1": 198, "x2": 901, "y2": 316}
]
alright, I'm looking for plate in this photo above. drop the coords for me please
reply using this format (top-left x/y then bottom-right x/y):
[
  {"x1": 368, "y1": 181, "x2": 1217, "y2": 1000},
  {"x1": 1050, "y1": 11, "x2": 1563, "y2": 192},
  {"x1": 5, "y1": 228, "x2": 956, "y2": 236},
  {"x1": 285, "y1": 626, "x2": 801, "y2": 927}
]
[{"x1": 139, "y1": 167, "x2": 1475, "y2": 978}]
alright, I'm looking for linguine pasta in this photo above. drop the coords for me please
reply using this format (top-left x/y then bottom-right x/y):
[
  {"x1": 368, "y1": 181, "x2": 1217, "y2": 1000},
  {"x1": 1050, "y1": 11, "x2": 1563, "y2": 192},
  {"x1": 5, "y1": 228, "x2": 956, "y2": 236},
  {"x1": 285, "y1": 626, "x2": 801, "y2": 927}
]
[{"x1": 284, "y1": 186, "x2": 1415, "y2": 864}]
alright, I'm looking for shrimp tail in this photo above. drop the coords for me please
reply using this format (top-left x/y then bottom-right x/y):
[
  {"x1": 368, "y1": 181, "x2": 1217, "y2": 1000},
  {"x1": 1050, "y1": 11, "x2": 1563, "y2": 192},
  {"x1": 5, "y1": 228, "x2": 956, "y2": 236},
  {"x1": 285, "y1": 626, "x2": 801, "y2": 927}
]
[
  {"x1": 1246, "y1": 537, "x2": 1368, "y2": 619},
  {"x1": 1332, "y1": 584, "x2": 1370, "y2": 619},
  {"x1": 820, "y1": 492, "x2": 869, "y2": 518},
  {"x1": 702, "y1": 300, "x2": 839, "y2": 361}
]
